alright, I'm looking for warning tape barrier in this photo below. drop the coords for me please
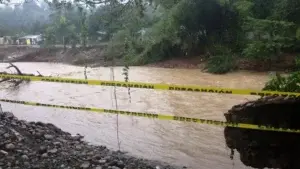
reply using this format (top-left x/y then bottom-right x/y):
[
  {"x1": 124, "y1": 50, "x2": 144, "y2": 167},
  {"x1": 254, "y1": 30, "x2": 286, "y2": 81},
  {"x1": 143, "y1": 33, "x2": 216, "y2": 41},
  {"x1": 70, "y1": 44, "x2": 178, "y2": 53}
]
[
  {"x1": 0, "y1": 73, "x2": 300, "y2": 97},
  {"x1": 1, "y1": 98, "x2": 300, "y2": 133}
]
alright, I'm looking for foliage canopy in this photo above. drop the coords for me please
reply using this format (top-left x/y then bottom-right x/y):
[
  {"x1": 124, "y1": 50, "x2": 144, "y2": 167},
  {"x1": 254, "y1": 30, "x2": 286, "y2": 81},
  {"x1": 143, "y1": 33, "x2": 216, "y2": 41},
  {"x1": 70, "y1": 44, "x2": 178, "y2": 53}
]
[{"x1": 1, "y1": 0, "x2": 300, "y2": 73}]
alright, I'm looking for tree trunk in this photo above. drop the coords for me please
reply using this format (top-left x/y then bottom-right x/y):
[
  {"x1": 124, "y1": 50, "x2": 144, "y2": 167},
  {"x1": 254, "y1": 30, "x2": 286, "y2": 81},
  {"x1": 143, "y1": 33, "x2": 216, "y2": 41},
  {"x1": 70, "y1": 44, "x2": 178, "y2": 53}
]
[{"x1": 63, "y1": 36, "x2": 66, "y2": 51}]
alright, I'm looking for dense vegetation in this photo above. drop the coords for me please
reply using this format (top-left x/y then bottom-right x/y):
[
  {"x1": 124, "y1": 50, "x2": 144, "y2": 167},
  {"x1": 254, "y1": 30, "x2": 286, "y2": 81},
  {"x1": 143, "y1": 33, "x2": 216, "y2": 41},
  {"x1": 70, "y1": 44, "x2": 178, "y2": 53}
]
[
  {"x1": 263, "y1": 55, "x2": 300, "y2": 92},
  {"x1": 1, "y1": 0, "x2": 300, "y2": 75}
]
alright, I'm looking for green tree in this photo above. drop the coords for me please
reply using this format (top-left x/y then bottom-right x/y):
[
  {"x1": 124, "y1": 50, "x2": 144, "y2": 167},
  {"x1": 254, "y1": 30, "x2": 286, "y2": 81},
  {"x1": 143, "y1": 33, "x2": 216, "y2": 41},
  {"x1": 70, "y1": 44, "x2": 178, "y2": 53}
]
[
  {"x1": 3, "y1": 0, "x2": 299, "y2": 75},
  {"x1": 78, "y1": 7, "x2": 88, "y2": 47},
  {"x1": 44, "y1": 0, "x2": 80, "y2": 49},
  {"x1": 44, "y1": 26, "x2": 56, "y2": 46}
]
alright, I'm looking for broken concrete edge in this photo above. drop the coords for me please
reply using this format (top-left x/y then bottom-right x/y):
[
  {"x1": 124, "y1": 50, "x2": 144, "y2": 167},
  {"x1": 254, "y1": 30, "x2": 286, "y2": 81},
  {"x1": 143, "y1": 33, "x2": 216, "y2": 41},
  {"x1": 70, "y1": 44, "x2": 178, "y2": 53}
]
[
  {"x1": 223, "y1": 96, "x2": 300, "y2": 169},
  {"x1": 224, "y1": 96, "x2": 300, "y2": 123}
]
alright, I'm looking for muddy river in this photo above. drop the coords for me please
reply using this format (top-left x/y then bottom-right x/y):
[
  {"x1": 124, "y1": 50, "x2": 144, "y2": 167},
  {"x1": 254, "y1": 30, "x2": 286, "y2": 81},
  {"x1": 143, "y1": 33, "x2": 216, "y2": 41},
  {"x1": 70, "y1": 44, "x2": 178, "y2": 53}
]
[{"x1": 0, "y1": 62, "x2": 271, "y2": 169}]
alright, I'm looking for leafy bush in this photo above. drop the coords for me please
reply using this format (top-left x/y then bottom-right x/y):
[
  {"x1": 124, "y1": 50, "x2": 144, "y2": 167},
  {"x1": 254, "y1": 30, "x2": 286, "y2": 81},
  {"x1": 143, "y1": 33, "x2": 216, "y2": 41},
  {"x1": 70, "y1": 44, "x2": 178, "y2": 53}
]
[
  {"x1": 295, "y1": 55, "x2": 300, "y2": 70},
  {"x1": 242, "y1": 41, "x2": 276, "y2": 60},
  {"x1": 205, "y1": 45, "x2": 237, "y2": 74},
  {"x1": 206, "y1": 54, "x2": 237, "y2": 74},
  {"x1": 263, "y1": 72, "x2": 300, "y2": 92},
  {"x1": 264, "y1": 55, "x2": 300, "y2": 93},
  {"x1": 297, "y1": 27, "x2": 300, "y2": 40},
  {"x1": 104, "y1": 29, "x2": 131, "y2": 60}
]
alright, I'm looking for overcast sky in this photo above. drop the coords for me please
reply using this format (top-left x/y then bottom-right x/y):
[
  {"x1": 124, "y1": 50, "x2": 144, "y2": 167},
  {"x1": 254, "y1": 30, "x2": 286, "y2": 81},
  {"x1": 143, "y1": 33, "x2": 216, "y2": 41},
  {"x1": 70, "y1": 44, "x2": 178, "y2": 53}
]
[{"x1": 0, "y1": 0, "x2": 39, "y2": 7}]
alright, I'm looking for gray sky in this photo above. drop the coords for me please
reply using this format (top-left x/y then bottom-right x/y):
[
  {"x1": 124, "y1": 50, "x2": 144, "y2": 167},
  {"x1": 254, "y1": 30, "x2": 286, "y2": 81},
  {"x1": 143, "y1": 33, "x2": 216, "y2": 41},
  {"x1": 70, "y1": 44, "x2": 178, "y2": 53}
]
[{"x1": 0, "y1": 0, "x2": 45, "y2": 7}]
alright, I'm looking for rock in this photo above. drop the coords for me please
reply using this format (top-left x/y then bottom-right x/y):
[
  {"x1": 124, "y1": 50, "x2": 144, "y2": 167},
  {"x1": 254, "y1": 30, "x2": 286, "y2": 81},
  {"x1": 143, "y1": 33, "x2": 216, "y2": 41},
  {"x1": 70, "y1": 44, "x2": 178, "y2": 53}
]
[
  {"x1": 0, "y1": 111, "x2": 182, "y2": 169},
  {"x1": 103, "y1": 156, "x2": 111, "y2": 160},
  {"x1": 7, "y1": 155, "x2": 15, "y2": 161},
  {"x1": 5, "y1": 143, "x2": 15, "y2": 150},
  {"x1": 41, "y1": 153, "x2": 48, "y2": 158},
  {"x1": 75, "y1": 145, "x2": 82, "y2": 150},
  {"x1": 48, "y1": 148, "x2": 58, "y2": 154},
  {"x1": 111, "y1": 166, "x2": 120, "y2": 169},
  {"x1": 108, "y1": 160, "x2": 118, "y2": 166},
  {"x1": 21, "y1": 155, "x2": 29, "y2": 160},
  {"x1": 80, "y1": 162, "x2": 90, "y2": 168},
  {"x1": 87, "y1": 151, "x2": 94, "y2": 156},
  {"x1": 5, "y1": 112, "x2": 14, "y2": 119},
  {"x1": 57, "y1": 138, "x2": 67, "y2": 143},
  {"x1": 117, "y1": 160, "x2": 124, "y2": 168},
  {"x1": 53, "y1": 141, "x2": 62, "y2": 146},
  {"x1": 111, "y1": 167, "x2": 120, "y2": 169},
  {"x1": 72, "y1": 135, "x2": 83, "y2": 141},
  {"x1": 39, "y1": 146, "x2": 47, "y2": 154},
  {"x1": 44, "y1": 134, "x2": 54, "y2": 140},
  {"x1": 34, "y1": 132, "x2": 43, "y2": 137},
  {"x1": 98, "y1": 159, "x2": 107, "y2": 164},
  {"x1": 0, "y1": 150, "x2": 8, "y2": 155},
  {"x1": 23, "y1": 162, "x2": 30, "y2": 166},
  {"x1": 0, "y1": 129, "x2": 5, "y2": 135},
  {"x1": 93, "y1": 154, "x2": 102, "y2": 160}
]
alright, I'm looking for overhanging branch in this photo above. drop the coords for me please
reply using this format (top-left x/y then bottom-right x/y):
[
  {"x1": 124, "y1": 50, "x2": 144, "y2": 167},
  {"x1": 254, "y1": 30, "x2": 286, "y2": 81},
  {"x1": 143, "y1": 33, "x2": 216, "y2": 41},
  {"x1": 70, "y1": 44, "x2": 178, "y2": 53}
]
[{"x1": 0, "y1": 63, "x2": 44, "y2": 88}]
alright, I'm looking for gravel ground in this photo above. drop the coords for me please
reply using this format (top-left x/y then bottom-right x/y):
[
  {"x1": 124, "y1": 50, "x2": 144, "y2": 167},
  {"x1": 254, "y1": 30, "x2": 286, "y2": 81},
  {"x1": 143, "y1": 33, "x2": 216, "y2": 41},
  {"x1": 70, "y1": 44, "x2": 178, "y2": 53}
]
[{"x1": 0, "y1": 112, "x2": 185, "y2": 169}]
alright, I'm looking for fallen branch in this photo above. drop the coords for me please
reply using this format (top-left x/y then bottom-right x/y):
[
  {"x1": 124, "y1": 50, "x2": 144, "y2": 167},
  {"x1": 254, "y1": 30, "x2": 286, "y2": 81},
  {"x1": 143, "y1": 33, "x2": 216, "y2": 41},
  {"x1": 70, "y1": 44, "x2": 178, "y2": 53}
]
[
  {"x1": 0, "y1": 78, "x2": 10, "y2": 83},
  {"x1": 0, "y1": 63, "x2": 44, "y2": 88},
  {"x1": 37, "y1": 71, "x2": 42, "y2": 76},
  {"x1": 6, "y1": 63, "x2": 22, "y2": 75},
  {"x1": 84, "y1": 65, "x2": 87, "y2": 80}
]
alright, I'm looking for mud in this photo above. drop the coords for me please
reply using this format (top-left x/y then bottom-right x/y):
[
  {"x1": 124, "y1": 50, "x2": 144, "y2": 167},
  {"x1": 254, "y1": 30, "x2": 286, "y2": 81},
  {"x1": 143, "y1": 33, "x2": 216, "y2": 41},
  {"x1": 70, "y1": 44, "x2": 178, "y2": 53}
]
[
  {"x1": 146, "y1": 56, "x2": 206, "y2": 69},
  {"x1": 0, "y1": 46, "x2": 124, "y2": 67},
  {"x1": 1, "y1": 46, "x2": 298, "y2": 71},
  {"x1": 224, "y1": 96, "x2": 300, "y2": 169},
  {"x1": 237, "y1": 54, "x2": 297, "y2": 72}
]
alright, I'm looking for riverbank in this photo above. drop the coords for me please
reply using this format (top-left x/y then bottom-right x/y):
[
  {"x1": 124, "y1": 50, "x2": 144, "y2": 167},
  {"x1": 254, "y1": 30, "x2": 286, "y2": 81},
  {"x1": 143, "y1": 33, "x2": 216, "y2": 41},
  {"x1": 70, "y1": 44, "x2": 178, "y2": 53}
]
[
  {"x1": 147, "y1": 54, "x2": 297, "y2": 72},
  {"x1": 0, "y1": 111, "x2": 184, "y2": 169},
  {"x1": 0, "y1": 46, "x2": 297, "y2": 72},
  {"x1": 0, "y1": 46, "x2": 124, "y2": 67}
]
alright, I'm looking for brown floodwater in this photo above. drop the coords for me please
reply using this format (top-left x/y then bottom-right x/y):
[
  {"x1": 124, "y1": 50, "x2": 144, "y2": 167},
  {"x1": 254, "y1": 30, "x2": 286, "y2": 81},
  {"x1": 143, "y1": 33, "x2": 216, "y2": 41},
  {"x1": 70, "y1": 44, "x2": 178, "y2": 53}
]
[{"x1": 0, "y1": 62, "x2": 271, "y2": 169}]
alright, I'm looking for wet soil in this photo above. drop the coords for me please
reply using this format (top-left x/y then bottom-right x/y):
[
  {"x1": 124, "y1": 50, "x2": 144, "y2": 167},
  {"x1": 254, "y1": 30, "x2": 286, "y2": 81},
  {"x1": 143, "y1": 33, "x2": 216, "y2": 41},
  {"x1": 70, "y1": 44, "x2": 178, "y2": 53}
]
[
  {"x1": 1, "y1": 46, "x2": 298, "y2": 71},
  {"x1": 0, "y1": 46, "x2": 124, "y2": 67}
]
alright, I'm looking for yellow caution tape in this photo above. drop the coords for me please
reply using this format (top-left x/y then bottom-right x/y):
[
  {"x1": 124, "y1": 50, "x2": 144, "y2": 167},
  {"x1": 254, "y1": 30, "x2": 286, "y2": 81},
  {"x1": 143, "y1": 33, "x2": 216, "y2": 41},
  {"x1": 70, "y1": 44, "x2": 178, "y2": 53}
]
[
  {"x1": 0, "y1": 74, "x2": 300, "y2": 97},
  {"x1": 1, "y1": 98, "x2": 299, "y2": 133}
]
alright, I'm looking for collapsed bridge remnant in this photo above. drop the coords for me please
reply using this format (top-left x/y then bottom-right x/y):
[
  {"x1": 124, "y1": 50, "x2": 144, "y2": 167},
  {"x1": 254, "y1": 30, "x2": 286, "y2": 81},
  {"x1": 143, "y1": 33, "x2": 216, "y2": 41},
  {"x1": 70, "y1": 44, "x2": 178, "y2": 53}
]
[{"x1": 224, "y1": 96, "x2": 300, "y2": 169}]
